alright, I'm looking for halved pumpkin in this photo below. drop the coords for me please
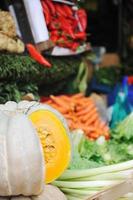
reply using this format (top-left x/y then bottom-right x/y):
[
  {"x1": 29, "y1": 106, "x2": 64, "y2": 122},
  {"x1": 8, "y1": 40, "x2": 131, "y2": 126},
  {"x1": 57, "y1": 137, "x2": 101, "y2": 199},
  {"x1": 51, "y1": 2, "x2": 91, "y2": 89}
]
[{"x1": 29, "y1": 108, "x2": 71, "y2": 183}]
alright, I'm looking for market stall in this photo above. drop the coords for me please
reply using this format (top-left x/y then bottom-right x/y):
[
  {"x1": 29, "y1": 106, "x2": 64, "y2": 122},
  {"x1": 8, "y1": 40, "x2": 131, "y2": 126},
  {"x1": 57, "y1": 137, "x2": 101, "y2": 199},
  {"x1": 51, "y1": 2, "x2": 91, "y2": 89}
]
[{"x1": 0, "y1": 0, "x2": 133, "y2": 200}]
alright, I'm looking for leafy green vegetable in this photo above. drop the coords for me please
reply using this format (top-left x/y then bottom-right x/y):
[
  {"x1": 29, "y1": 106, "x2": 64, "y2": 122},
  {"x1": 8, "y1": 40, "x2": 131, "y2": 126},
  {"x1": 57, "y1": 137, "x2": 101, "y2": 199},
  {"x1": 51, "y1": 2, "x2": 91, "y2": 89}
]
[
  {"x1": 94, "y1": 67, "x2": 121, "y2": 86},
  {"x1": 0, "y1": 54, "x2": 80, "y2": 101},
  {"x1": 0, "y1": 82, "x2": 39, "y2": 103},
  {"x1": 69, "y1": 131, "x2": 133, "y2": 170},
  {"x1": 69, "y1": 130, "x2": 101, "y2": 169},
  {"x1": 0, "y1": 54, "x2": 80, "y2": 85},
  {"x1": 112, "y1": 113, "x2": 133, "y2": 142}
]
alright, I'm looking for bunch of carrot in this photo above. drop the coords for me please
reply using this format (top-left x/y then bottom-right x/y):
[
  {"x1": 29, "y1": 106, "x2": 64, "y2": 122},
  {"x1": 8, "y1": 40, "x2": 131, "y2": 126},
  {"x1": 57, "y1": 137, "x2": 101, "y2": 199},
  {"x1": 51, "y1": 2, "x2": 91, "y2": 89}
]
[{"x1": 41, "y1": 93, "x2": 110, "y2": 140}]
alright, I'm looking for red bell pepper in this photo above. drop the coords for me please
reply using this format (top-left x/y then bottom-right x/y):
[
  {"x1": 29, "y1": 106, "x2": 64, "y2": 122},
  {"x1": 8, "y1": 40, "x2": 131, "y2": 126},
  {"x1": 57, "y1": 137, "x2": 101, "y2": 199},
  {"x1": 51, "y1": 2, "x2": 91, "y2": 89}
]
[
  {"x1": 41, "y1": 1, "x2": 51, "y2": 25},
  {"x1": 45, "y1": 0, "x2": 56, "y2": 16},
  {"x1": 26, "y1": 44, "x2": 51, "y2": 68},
  {"x1": 76, "y1": 9, "x2": 87, "y2": 31}
]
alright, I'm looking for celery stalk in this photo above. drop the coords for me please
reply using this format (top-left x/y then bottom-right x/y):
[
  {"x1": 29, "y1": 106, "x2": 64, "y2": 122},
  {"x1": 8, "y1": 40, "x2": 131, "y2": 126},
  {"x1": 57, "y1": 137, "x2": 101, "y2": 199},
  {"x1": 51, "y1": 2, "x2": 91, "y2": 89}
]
[
  {"x1": 66, "y1": 194, "x2": 85, "y2": 200},
  {"x1": 74, "y1": 170, "x2": 133, "y2": 181},
  {"x1": 53, "y1": 180, "x2": 122, "y2": 189},
  {"x1": 61, "y1": 187, "x2": 98, "y2": 195},
  {"x1": 59, "y1": 160, "x2": 133, "y2": 180}
]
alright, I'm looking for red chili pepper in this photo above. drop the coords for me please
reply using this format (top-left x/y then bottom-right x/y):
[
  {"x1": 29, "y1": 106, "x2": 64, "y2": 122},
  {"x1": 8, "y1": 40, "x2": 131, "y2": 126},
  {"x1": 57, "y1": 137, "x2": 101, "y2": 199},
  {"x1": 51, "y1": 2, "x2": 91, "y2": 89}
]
[
  {"x1": 26, "y1": 44, "x2": 51, "y2": 68},
  {"x1": 57, "y1": 36, "x2": 71, "y2": 48},
  {"x1": 41, "y1": 1, "x2": 51, "y2": 25},
  {"x1": 55, "y1": 3, "x2": 67, "y2": 17},
  {"x1": 76, "y1": 9, "x2": 87, "y2": 31},
  {"x1": 50, "y1": 31, "x2": 61, "y2": 44},
  {"x1": 57, "y1": 36, "x2": 78, "y2": 50},
  {"x1": 74, "y1": 21, "x2": 78, "y2": 29},
  {"x1": 45, "y1": 0, "x2": 56, "y2": 16},
  {"x1": 57, "y1": 36, "x2": 67, "y2": 44},
  {"x1": 51, "y1": 30, "x2": 61, "y2": 36},
  {"x1": 50, "y1": 35, "x2": 59, "y2": 43},
  {"x1": 49, "y1": 19, "x2": 61, "y2": 30},
  {"x1": 71, "y1": 42, "x2": 80, "y2": 51},
  {"x1": 59, "y1": 16, "x2": 75, "y2": 39},
  {"x1": 63, "y1": 5, "x2": 73, "y2": 16},
  {"x1": 74, "y1": 32, "x2": 86, "y2": 40}
]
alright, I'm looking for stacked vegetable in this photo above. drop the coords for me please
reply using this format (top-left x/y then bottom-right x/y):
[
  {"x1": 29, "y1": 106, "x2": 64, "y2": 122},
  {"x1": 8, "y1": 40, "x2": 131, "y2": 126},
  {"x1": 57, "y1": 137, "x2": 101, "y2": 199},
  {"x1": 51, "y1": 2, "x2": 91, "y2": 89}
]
[
  {"x1": 41, "y1": 93, "x2": 110, "y2": 140},
  {"x1": 41, "y1": 0, "x2": 87, "y2": 51}
]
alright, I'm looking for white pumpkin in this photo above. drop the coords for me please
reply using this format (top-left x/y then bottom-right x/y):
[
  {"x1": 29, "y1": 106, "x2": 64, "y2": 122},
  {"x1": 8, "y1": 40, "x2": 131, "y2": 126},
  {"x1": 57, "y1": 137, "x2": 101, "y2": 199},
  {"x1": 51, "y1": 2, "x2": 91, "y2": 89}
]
[
  {"x1": 0, "y1": 101, "x2": 71, "y2": 183},
  {"x1": 0, "y1": 101, "x2": 69, "y2": 132},
  {"x1": 0, "y1": 109, "x2": 44, "y2": 196}
]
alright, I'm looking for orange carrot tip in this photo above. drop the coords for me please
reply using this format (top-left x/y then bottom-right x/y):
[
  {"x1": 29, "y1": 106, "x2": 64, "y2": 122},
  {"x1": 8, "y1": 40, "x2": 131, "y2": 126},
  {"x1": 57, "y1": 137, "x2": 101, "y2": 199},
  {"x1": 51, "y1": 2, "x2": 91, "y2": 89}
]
[{"x1": 72, "y1": 93, "x2": 84, "y2": 99}]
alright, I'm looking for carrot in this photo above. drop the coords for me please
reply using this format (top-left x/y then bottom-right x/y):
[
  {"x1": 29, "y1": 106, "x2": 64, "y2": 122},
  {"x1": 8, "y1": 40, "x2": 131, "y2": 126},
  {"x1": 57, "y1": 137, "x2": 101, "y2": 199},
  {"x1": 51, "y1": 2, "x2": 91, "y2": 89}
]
[
  {"x1": 50, "y1": 95, "x2": 69, "y2": 110},
  {"x1": 72, "y1": 93, "x2": 84, "y2": 100},
  {"x1": 85, "y1": 113, "x2": 99, "y2": 126},
  {"x1": 82, "y1": 107, "x2": 98, "y2": 122},
  {"x1": 82, "y1": 126, "x2": 96, "y2": 133},
  {"x1": 45, "y1": 100, "x2": 53, "y2": 104},
  {"x1": 104, "y1": 132, "x2": 110, "y2": 140},
  {"x1": 76, "y1": 104, "x2": 95, "y2": 117},
  {"x1": 59, "y1": 95, "x2": 70, "y2": 102},
  {"x1": 94, "y1": 119, "x2": 101, "y2": 127},
  {"x1": 103, "y1": 125, "x2": 109, "y2": 132},
  {"x1": 75, "y1": 101, "x2": 94, "y2": 112}
]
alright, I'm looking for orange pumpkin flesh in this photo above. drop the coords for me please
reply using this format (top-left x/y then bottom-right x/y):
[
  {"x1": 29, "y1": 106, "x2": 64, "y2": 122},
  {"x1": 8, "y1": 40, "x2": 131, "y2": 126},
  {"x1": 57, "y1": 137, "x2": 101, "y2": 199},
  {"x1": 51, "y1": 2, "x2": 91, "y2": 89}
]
[{"x1": 29, "y1": 110, "x2": 71, "y2": 183}]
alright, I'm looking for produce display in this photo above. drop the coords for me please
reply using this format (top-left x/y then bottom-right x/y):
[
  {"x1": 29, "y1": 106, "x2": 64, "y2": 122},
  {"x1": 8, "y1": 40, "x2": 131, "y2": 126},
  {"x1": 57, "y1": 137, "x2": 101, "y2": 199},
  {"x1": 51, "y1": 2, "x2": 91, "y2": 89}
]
[
  {"x1": 0, "y1": 1, "x2": 133, "y2": 199},
  {"x1": 41, "y1": 0, "x2": 87, "y2": 51},
  {"x1": 41, "y1": 93, "x2": 110, "y2": 140}
]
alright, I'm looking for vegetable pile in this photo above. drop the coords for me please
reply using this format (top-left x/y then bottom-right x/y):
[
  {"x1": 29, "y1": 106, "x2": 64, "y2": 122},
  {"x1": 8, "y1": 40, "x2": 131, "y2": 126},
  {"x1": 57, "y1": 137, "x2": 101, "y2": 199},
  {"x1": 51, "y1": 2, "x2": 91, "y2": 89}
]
[
  {"x1": 41, "y1": 0, "x2": 87, "y2": 51},
  {"x1": 41, "y1": 93, "x2": 110, "y2": 140}
]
